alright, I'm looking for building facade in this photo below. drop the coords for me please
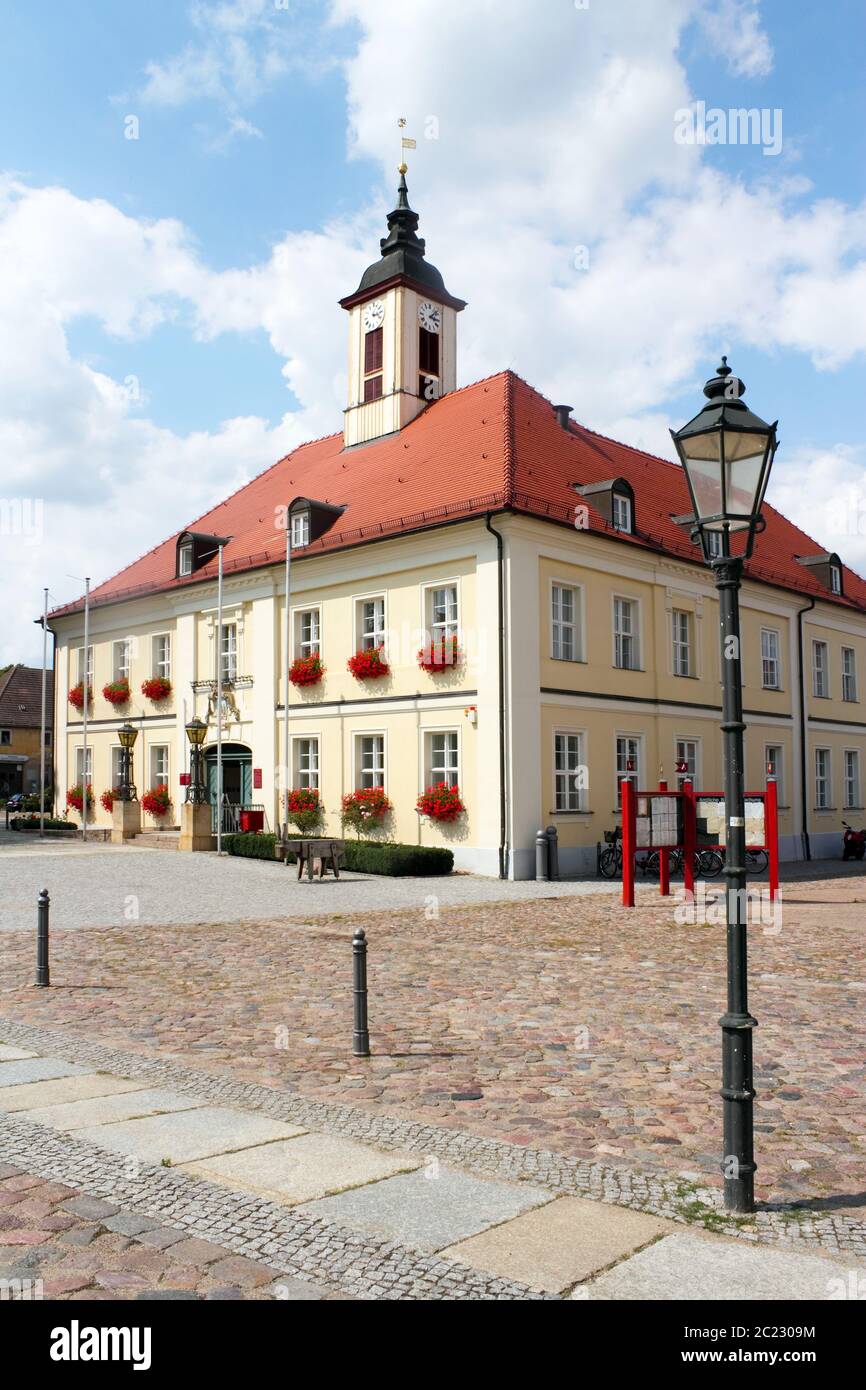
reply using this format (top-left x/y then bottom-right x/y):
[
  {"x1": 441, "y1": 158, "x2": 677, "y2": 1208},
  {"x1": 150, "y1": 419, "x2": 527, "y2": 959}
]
[
  {"x1": 49, "y1": 177, "x2": 866, "y2": 875},
  {"x1": 0, "y1": 665, "x2": 53, "y2": 799}
]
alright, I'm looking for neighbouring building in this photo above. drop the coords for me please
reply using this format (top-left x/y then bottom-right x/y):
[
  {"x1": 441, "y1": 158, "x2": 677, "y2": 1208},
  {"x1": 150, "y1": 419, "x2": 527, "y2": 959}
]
[
  {"x1": 48, "y1": 175, "x2": 866, "y2": 874},
  {"x1": 0, "y1": 664, "x2": 53, "y2": 799}
]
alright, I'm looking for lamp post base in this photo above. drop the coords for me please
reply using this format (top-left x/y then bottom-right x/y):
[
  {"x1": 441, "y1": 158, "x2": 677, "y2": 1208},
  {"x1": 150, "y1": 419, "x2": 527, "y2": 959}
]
[
  {"x1": 111, "y1": 799, "x2": 141, "y2": 844},
  {"x1": 179, "y1": 802, "x2": 213, "y2": 852}
]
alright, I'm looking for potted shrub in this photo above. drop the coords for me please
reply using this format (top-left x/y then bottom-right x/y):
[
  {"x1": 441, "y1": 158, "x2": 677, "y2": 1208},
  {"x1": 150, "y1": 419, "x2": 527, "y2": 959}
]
[
  {"x1": 284, "y1": 787, "x2": 323, "y2": 834},
  {"x1": 141, "y1": 786, "x2": 172, "y2": 820},
  {"x1": 289, "y1": 654, "x2": 325, "y2": 687},
  {"x1": 142, "y1": 676, "x2": 172, "y2": 703},
  {"x1": 417, "y1": 782, "x2": 465, "y2": 822},
  {"x1": 103, "y1": 679, "x2": 130, "y2": 707},
  {"x1": 340, "y1": 787, "x2": 392, "y2": 835},
  {"x1": 347, "y1": 647, "x2": 390, "y2": 681},
  {"x1": 66, "y1": 784, "x2": 94, "y2": 814},
  {"x1": 417, "y1": 635, "x2": 462, "y2": 673},
  {"x1": 68, "y1": 683, "x2": 91, "y2": 711},
  {"x1": 100, "y1": 787, "x2": 122, "y2": 813}
]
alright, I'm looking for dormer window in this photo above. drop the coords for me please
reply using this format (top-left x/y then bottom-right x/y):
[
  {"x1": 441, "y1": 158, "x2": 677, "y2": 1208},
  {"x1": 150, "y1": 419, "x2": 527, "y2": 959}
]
[
  {"x1": 175, "y1": 531, "x2": 230, "y2": 579},
  {"x1": 831, "y1": 563, "x2": 842, "y2": 595},
  {"x1": 796, "y1": 551, "x2": 844, "y2": 598},
  {"x1": 291, "y1": 511, "x2": 310, "y2": 548},
  {"x1": 179, "y1": 544, "x2": 193, "y2": 576},
  {"x1": 612, "y1": 493, "x2": 632, "y2": 534},
  {"x1": 286, "y1": 498, "x2": 346, "y2": 550},
  {"x1": 574, "y1": 478, "x2": 635, "y2": 534}
]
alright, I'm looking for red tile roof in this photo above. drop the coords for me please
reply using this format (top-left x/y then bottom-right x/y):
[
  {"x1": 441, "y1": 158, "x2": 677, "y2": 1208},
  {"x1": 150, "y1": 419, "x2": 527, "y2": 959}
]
[{"x1": 49, "y1": 370, "x2": 866, "y2": 618}]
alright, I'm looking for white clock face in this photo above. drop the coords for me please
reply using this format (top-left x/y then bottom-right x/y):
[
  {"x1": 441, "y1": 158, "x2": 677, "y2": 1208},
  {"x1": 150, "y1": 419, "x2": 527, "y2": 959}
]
[
  {"x1": 418, "y1": 300, "x2": 442, "y2": 333},
  {"x1": 363, "y1": 299, "x2": 385, "y2": 332}
]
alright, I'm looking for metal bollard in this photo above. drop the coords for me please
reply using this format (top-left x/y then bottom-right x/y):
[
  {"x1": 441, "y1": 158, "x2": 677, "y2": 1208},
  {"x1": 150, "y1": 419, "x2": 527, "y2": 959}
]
[
  {"x1": 535, "y1": 828, "x2": 549, "y2": 881},
  {"x1": 352, "y1": 928, "x2": 370, "y2": 1057},
  {"x1": 546, "y1": 825, "x2": 560, "y2": 881},
  {"x1": 36, "y1": 888, "x2": 50, "y2": 988}
]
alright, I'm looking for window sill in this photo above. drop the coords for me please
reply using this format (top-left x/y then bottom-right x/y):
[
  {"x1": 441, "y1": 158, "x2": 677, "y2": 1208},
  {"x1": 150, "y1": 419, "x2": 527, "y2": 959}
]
[
  {"x1": 813, "y1": 807, "x2": 836, "y2": 813},
  {"x1": 761, "y1": 686, "x2": 783, "y2": 693},
  {"x1": 812, "y1": 693, "x2": 832, "y2": 700},
  {"x1": 551, "y1": 656, "x2": 586, "y2": 665},
  {"x1": 673, "y1": 672, "x2": 697, "y2": 680},
  {"x1": 614, "y1": 666, "x2": 645, "y2": 674},
  {"x1": 550, "y1": 809, "x2": 593, "y2": 817}
]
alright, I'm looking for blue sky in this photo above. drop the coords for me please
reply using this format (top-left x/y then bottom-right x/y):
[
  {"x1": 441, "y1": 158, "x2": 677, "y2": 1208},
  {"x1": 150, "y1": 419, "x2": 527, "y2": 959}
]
[{"x1": 0, "y1": 0, "x2": 864, "y2": 659}]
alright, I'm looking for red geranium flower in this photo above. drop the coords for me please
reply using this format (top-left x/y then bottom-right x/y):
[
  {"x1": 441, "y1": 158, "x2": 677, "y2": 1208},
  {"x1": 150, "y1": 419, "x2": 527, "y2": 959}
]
[
  {"x1": 289, "y1": 654, "x2": 325, "y2": 687},
  {"x1": 142, "y1": 676, "x2": 172, "y2": 702},
  {"x1": 347, "y1": 647, "x2": 390, "y2": 681},
  {"x1": 416, "y1": 783, "x2": 465, "y2": 822}
]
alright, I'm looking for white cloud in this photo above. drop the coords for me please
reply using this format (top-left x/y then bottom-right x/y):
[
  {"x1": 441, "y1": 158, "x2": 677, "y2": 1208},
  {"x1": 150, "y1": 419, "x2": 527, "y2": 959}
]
[
  {"x1": 138, "y1": 0, "x2": 292, "y2": 110},
  {"x1": 696, "y1": 0, "x2": 775, "y2": 79}
]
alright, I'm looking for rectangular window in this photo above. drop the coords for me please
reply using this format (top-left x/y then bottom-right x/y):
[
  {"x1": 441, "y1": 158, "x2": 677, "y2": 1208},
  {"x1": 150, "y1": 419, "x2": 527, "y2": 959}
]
[
  {"x1": 75, "y1": 747, "x2": 93, "y2": 786},
  {"x1": 616, "y1": 736, "x2": 641, "y2": 806},
  {"x1": 428, "y1": 731, "x2": 459, "y2": 788},
  {"x1": 364, "y1": 374, "x2": 383, "y2": 402},
  {"x1": 0, "y1": 730, "x2": 10, "y2": 746},
  {"x1": 705, "y1": 530, "x2": 723, "y2": 559},
  {"x1": 429, "y1": 585, "x2": 458, "y2": 644},
  {"x1": 221, "y1": 623, "x2": 238, "y2": 683},
  {"x1": 290, "y1": 511, "x2": 310, "y2": 548},
  {"x1": 675, "y1": 738, "x2": 698, "y2": 790},
  {"x1": 765, "y1": 744, "x2": 784, "y2": 803},
  {"x1": 613, "y1": 597, "x2": 639, "y2": 670},
  {"x1": 551, "y1": 584, "x2": 579, "y2": 662},
  {"x1": 831, "y1": 563, "x2": 842, "y2": 595},
  {"x1": 761, "y1": 628, "x2": 780, "y2": 689},
  {"x1": 294, "y1": 737, "x2": 320, "y2": 791},
  {"x1": 150, "y1": 745, "x2": 169, "y2": 789},
  {"x1": 554, "y1": 732, "x2": 584, "y2": 812},
  {"x1": 296, "y1": 609, "x2": 320, "y2": 658},
  {"x1": 111, "y1": 746, "x2": 124, "y2": 788},
  {"x1": 358, "y1": 597, "x2": 386, "y2": 652},
  {"x1": 113, "y1": 639, "x2": 130, "y2": 682},
  {"x1": 844, "y1": 750, "x2": 860, "y2": 809},
  {"x1": 812, "y1": 640, "x2": 829, "y2": 698},
  {"x1": 419, "y1": 327, "x2": 440, "y2": 377},
  {"x1": 152, "y1": 633, "x2": 171, "y2": 680},
  {"x1": 612, "y1": 494, "x2": 632, "y2": 533},
  {"x1": 842, "y1": 647, "x2": 857, "y2": 702},
  {"x1": 364, "y1": 326, "x2": 383, "y2": 374},
  {"x1": 179, "y1": 545, "x2": 193, "y2": 576},
  {"x1": 672, "y1": 610, "x2": 692, "y2": 677},
  {"x1": 357, "y1": 735, "x2": 385, "y2": 790},
  {"x1": 815, "y1": 747, "x2": 831, "y2": 809},
  {"x1": 77, "y1": 645, "x2": 93, "y2": 685}
]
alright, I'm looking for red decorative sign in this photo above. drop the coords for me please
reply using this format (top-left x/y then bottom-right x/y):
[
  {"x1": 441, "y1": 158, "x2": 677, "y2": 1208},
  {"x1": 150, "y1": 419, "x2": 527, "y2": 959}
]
[
  {"x1": 253, "y1": 768, "x2": 262, "y2": 789},
  {"x1": 179, "y1": 773, "x2": 190, "y2": 786}
]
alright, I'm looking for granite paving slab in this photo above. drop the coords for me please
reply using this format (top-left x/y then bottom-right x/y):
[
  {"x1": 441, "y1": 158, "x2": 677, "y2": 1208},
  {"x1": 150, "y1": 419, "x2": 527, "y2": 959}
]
[
  {"x1": 298, "y1": 1164, "x2": 553, "y2": 1252},
  {"x1": 74, "y1": 1107, "x2": 307, "y2": 1164},
  {"x1": 585, "y1": 1231, "x2": 861, "y2": 1301},
  {"x1": 0, "y1": 1045, "x2": 36, "y2": 1061},
  {"x1": 442, "y1": 1195, "x2": 671, "y2": 1292},
  {"x1": 22, "y1": 1087, "x2": 211, "y2": 1131},
  {"x1": 0, "y1": 1074, "x2": 146, "y2": 1112},
  {"x1": 0, "y1": 1058, "x2": 90, "y2": 1088},
  {"x1": 184, "y1": 1132, "x2": 423, "y2": 1205}
]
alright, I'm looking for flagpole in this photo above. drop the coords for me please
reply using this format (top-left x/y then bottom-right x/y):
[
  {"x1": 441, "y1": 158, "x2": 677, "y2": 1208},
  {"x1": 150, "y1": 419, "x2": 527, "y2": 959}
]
[{"x1": 39, "y1": 587, "x2": 48, "y2": 841}]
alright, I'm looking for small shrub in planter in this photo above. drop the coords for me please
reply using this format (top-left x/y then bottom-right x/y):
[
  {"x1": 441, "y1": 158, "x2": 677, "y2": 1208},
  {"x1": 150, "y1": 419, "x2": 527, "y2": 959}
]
[
  {"x1": 340, "y1": 787, "x2": 392, "y2": 835},
  {"x1": 141, "y1": 786, "x2": 172, "y2": 819},
  {"x1": 289, "y1": 654, "x2": 325, "y2": 687},
  {"x1": 416, "y1": 782, "x2": 465, "y2": 822},
  {"x1": 66, "y1": 784, "x2": 94, "y2": 814},
  {"x1": 68, "y1": 683, "x2": 92, "y2": 711},
  {"x1": 100, "y1": 787, "x2": 122, "y2": 813},
  {"x1": 346, "y1": 647, "x2": 389, "y2": 681},
  {"x1": 417, "y1": 635, "x2": 463, "y2": 673},
  {"x1": 103, "y1": 679, "x2": 131, "y2": 707},
  {"x1": 283, "y1": 787, "x2": 323, "y2": 834},
  {"x1": 142, "y1": 676, "x2": 172, "y2": 702}
]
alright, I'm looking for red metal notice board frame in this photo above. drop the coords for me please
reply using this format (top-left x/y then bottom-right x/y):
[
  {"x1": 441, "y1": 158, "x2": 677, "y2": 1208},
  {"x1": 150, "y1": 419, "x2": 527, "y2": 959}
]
[{"x1": 620, "y1": 777, "x2": 779, "y2": 908}]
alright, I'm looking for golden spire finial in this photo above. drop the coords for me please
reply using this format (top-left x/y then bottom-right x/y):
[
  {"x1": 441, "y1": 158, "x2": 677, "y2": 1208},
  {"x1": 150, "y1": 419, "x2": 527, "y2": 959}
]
[{"x1": 397, "y1": 117, "x2": 415, "y2": 175}]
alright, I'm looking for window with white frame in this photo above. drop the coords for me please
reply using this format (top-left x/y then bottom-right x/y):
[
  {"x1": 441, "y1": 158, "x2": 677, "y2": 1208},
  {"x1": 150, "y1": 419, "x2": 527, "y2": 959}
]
[
  {"x1": 814, "y1": 747, "x2": 831, "y2": 809},
  {"x1": 613, "y1": 597, "x2": 639, "y2": 670},
  {"x1": 844, "y1": 749, "x2": 860, "y2": 809},
  {"x1": 842, "y1": 646, "x2": 857, "y2": 702},
  {"x1": 427, "y1": 731, "x2": 459, "y2": 788},
  {"x1": 294, "y1": 737, "x2": 320, "y2": 790},
  {"x1": 111, "y1": 746, "x2": 124, "y2": 789},
  {"x1": 705, "y1": 530, "x2": 723, "y2": 559},
  {"x1": 675, "y1": 738, "x2": 699, "y2": 790},
  {"x1": 830, "y1": 563, "x2": 842, "y2": 595},
  {"x1": 429, "y1": 585, "x2": 458, "y2": 645},
  {"x1": 113, "y1": 639, "x2": 130, "y2": 682},
  {"x1": 615, "y1": 735, "x2": 641, "y2": 805},
  {"x1": 77, "y1": 645, "x2": 93, "y2": 685},
  {"x1": 358, "y1": 597, "x2": 386, "y2": 652},
  {"x1": 765, "y1": 744, "x2": 785, "y2": 803},
  {"x1": 74, "y1": 747, "x2": 93, "y2": 785},
  {"x1": 221, "y1": 622, "x2": 238, "y2": 682},
  {"x1": 612, "y1": 493, "x2": 632, "y2": 533},
  {"x1": 179, "y1": 544, "x2": 193, "y2": 576},
  {"x1": 149, "y1": 745, "x2": 169, "y2": 789},
  {"x1": 551, "y1": 584, "x2": 580, "y2": 662},
  {"x1": 554, "y1": 732, "x2": 585, "y2": 812},
  {"x1": 152, "y1": 633, "x2": 171, "y2": 680},
  {"x1": 296, "y1": 608, "x2": 320, "y2": 658},
  {"x1": 761, "y1": 628, "x2": 780, "y2": 690},
  {"x1": 291, "y1": 511, "x2": 310, "y2": 548},
  {"x1": 812, "y1": 640, "x2": 829, "y2": 698},
  {"x1": 357, "y1": 734, "x2": 385, "y2": 789},
  {"x1": 672, "y1": 610, "x2": 692, "y2": 677}
]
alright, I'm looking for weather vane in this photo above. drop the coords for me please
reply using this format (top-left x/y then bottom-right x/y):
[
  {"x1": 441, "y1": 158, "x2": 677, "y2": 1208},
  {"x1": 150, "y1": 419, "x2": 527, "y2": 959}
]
[{"x1": 398, "y1": 117, "x2": 415, "y2": 174}]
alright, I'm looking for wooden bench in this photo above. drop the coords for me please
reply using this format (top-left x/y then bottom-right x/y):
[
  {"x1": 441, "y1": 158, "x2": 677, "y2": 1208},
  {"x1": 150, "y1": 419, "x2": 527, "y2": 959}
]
[{"x1": 283, "y1": 837, "x2": 346, "y2": 881}]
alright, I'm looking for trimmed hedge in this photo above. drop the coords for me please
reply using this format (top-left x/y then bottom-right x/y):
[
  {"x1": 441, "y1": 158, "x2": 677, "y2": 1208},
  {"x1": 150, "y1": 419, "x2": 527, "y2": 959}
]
[
  {"x1": 10, "y1": 817, "x2": 71, "y2": 832},
  {"x1": 222, "y1": 833, "x2": 453, "y2": 877}
]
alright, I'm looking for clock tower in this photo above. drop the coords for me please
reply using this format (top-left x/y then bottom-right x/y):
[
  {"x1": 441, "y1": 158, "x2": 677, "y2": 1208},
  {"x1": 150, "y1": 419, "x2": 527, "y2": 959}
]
[{"x1": 340, "y1": 171, "x2": 467, "y2": 447}]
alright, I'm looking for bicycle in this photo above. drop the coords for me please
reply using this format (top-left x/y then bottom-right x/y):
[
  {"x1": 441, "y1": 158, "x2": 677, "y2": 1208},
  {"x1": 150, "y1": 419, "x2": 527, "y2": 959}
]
[
  {"x1": 598, "y1": 827, "x2": 623, "y2": 878},
  {"x1": 641, "y1": 846, "x2": 724, "y2": 879}
]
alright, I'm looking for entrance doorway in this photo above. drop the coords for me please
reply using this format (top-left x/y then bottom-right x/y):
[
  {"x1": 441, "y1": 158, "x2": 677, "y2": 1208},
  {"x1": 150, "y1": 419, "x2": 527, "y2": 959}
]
[{"x1": 204, "y1": 744, "x2": 252, "y2": 806}]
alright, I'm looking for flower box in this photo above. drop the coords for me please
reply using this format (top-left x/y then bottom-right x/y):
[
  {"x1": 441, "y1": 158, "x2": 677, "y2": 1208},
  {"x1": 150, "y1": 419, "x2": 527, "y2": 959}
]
[
  {"x1": 68, "y1": 683, "x2": 91, "y2": 711},
  {"x1": 66, "y1": 784, "x2": 94, "y2": 814},
  {"x1": 340, "y1": 787, "x2": 392, "y2": 834},
  {"x1": 417, "y1": 635, "x2": 462, "y2": 673},
  {"x1": 416, "y1": 783, "x2": 465, "y2": 821},
  {"x1": 103, "y1": 679, "x2": 130, "y2": 707},
  {"x1": 289, "y1": 654, "x2": 325, "y2": 687},
  {"x1": 141, "y1": 786, "x2": 172, "y2": 819},
  {"x1": 347, "y1": 647, "x2": 390, "y2": 681},
  {"x1": 142, "y1": 676, "x2": 172, "y2": 703}
]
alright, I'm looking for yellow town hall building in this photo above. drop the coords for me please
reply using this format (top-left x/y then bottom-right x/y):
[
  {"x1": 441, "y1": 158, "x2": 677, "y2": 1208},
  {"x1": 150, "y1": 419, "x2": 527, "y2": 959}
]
[{"x1": 50, "y1": 175, "x2": 866, "y2": 876}]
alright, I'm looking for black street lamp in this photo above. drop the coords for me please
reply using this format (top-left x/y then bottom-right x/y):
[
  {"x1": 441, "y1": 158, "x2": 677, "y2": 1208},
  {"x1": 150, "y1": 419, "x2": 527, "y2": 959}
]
[
  {"x1": 671, "y1": 356, "x2": 779, "y2": 1214},
  {"x1": 185, "y1": 717, "x2": 209, "y2": 804},
  {"x1": 117, "y1": 722, "x2": 139, "y2": 803}
]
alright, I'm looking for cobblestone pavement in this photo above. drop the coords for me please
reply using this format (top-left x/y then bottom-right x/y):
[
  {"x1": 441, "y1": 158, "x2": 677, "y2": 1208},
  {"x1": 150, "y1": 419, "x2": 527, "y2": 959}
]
[
  {"x1": 0, "y1": 1160, "x2": 332, "y2": 1301},
  {"x1": 0, "y1": 873, "x2": 864, "y2": 1220}
]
